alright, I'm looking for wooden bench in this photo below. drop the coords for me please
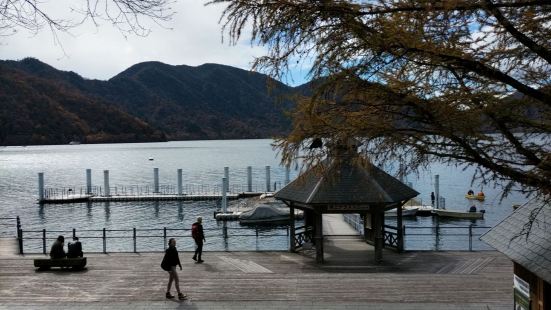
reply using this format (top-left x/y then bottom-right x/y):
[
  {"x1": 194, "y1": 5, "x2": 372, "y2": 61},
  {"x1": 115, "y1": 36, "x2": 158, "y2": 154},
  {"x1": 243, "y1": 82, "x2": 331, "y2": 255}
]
[{"x1": 34, "y1": 257, "x2": 87, "y2": 270}]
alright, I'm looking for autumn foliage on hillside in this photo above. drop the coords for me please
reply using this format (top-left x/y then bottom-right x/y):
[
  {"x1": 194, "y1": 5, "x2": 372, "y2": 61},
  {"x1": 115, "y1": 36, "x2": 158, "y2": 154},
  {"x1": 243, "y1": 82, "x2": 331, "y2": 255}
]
[
  {"x1": 0, "y1": 58, "x2": 293, "y2": 145},
  {"x1": 0, "y1": 64, "x2": 166, "y2": 145}
]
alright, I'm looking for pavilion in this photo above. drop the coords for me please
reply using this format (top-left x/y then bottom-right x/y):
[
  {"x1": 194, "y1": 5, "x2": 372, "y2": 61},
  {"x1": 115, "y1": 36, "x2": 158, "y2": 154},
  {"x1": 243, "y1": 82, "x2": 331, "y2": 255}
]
[{"x1": 275, "y1": 140, "x2": 419, "y2": 263}]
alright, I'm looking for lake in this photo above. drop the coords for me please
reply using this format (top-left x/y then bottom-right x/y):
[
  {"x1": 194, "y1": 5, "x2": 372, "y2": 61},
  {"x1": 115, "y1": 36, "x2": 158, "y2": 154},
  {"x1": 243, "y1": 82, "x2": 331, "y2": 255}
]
[{"x1": 0, "y1": 139, "x2": 528, "y2": 252}]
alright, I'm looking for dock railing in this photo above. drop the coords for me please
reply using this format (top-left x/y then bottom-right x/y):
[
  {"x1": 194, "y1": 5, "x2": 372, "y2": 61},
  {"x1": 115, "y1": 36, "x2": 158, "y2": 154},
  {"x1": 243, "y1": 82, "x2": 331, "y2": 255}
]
[
  {"x1": 42, "y1": 182, "x2": 283, "y2": 200},
  {"x1": 16, "y1": 224, "x2": 492, "y2": 254},
  {"x1": 403, "y1": 225, "x2": 492, "y2": 251},
  {"x1": 16, "y1": 226, "x2": 291, "y2": 254},
  {"x1": 343, "y1": 213, "x2": 491, "y2": 251}
]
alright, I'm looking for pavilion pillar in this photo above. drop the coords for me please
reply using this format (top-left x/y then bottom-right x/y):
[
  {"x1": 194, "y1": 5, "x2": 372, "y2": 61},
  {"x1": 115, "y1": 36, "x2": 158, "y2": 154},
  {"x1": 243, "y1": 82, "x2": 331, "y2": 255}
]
[
  {"x1": 305, "y1": 210, "x2": 314, "y2": 230},
  {"x1": 373, "y1": 208, "x2": 384, "y2": 263},
  {"x1": 314, "y1": 211, "x2": 324, "y2": 264},
  {"x1": 303, "y1": 209, "x2": 313, "y2": 244},
  {"x1": 396, "y1": 204, "x2": 404, "y2": 252},
  {"x1": 289, "y1": 204, "x2": 296, "y2": 252},
  {"x1": 362, "y1": 212, "x2": 368, "y2": 241}
]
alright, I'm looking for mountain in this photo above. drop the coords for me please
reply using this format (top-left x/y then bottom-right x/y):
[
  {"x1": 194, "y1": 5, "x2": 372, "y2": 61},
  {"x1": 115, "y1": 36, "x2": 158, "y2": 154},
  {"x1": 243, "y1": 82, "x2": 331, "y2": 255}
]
[
  {"x1": 0, "y1": 62, "x2": 166, "y2": 145},
  {"x1": 0, "y1": 58, "x2": 295, "y2": 145}
]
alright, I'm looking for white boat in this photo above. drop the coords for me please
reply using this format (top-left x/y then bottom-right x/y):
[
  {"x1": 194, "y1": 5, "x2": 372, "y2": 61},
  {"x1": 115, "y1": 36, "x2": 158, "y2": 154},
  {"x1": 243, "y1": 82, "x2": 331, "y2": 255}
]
[
  {"x1": 385, "y1": 206, "x2": 419, "y2": 217},
  {"x1": 239, "y1": 204, "x2": 293, "y2": 225},
  {"x1": 69, "y1": 141, "x2": 80, "y2": 145},
  {"x1": 432, "y1": 209, "x2": 484, "y2": 219}
]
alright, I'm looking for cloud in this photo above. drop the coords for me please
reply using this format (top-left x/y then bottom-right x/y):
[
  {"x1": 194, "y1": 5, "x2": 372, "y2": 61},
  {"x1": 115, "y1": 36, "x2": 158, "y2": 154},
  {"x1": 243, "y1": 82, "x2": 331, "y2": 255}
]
[{"x1": 0, "y1": 0, "x2": 272, "y2": 81}]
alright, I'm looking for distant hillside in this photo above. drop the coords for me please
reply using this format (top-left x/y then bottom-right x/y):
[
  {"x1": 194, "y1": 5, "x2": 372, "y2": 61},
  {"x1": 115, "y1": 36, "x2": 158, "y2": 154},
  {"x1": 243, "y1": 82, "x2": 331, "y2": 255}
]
[
  {"x1": 0, "y1": 58, "x2": 295, "y2": 144},
  {"x1": 0, "y1": 62, "x2": 166, "y2": 145}
]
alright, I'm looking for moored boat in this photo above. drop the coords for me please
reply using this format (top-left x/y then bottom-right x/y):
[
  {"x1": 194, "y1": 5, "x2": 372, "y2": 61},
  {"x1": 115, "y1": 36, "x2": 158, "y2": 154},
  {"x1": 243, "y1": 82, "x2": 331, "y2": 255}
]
[
  {"x1": 416, "y1": 205, "x2": 435, "y2": 216},
  {"x1": 432, "y1": 209, "x2": 484, "y2": 219},
  {"x1": 239, "y1": 204, "x2": 294, "y2": 225},
  {"x1": 385, "y1": 206, "x2": 419, "y2": 217}
]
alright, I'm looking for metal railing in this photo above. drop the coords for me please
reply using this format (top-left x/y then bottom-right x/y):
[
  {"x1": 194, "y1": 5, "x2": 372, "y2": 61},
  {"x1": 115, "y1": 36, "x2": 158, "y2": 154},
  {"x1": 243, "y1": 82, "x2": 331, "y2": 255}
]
[
  {"x1": 343, "y1": 213, "x2": 364, "y2": 235},
  {"x1": 343, "y1": 213, "x2": 491, "y2": 251},
  {"x1": 403, "y1": 225, "x2": 492, "y2": 251},
  {"x1": 17, "y1": 226, "x2": 291, "y2": 254},
  {"x1": 42, "y1": 182, "x2": 284, "y2": 200}
]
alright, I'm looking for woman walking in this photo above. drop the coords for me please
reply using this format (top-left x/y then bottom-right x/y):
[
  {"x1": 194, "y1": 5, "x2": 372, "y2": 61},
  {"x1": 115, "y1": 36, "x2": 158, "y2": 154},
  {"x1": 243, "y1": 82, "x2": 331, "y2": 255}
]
[{"x1": 161, "y1": 238, "x2": 186, "y2": 300}]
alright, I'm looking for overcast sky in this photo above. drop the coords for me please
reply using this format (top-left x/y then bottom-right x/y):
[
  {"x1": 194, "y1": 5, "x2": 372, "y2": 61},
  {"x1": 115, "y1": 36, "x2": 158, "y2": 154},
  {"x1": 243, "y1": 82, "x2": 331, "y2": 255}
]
[{"x1": 0, "y1": 0, "x2": 308, "y2": 86}]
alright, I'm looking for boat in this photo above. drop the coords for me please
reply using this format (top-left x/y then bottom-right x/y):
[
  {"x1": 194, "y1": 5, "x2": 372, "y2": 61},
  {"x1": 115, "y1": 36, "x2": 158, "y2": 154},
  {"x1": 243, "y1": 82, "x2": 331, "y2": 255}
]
[
  {"x1": 215, "y1": 212, "x2": 242, "y2": 220},
  {"x1": 432, "y1": 209, "x2": 484, "y2": 219},
  {"x1": 407, "y1": 205, "x2": 434, "y2": 216},
  {"x1": 465, "y1": 194, "x2": 485, "y2": 201},
  {"x1": 239, "y1": 203, "x2": 303, "y2": 225},
  {"x1": 385, "y1": 206, "x2": 419, "y2": 217},
  {"x1": 69, "y1": 141, "x2": 80, "y2": 145}
]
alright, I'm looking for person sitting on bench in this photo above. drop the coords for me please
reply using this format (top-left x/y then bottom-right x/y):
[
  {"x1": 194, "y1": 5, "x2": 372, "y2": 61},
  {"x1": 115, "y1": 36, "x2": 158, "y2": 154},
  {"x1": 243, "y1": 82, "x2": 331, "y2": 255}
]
[
  {"x1": 469, "y1": 205, "x2": 477, "y2": 213},
  {"x1": 50, "y1": 235, "x2": 66, "y2": 259},
  {"x1": 67, "y1": 237, "x2": 83, "y2": 258}
]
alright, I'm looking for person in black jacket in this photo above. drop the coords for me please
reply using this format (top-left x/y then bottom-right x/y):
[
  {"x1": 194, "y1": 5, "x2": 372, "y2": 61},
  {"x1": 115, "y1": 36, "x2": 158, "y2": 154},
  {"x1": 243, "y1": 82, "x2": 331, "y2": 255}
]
[
  {"x1": 161, "y1": 238, "x2": 186, "y2": 300},
  {"x1": 67, "y1": 237, "x2": 83, "y2": 258},
  {"x1": 192, "y1": 217, "x2": 205, "y2": 263},
  {"x1": 50, "y1": 235, "x2": 66, "y2": 259}
]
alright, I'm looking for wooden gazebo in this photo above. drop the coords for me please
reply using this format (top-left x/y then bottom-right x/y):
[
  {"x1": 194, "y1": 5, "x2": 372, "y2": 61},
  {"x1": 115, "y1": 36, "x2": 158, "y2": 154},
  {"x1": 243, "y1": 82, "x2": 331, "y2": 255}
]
[{"x1": 275, "y1": 141, "x2": 419, "y2": 263}]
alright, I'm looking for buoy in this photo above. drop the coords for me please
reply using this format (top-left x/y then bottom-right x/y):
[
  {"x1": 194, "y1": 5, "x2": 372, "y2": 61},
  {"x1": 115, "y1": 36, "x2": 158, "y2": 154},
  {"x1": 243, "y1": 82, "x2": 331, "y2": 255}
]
[{"x1": 148, "y1": 157, "x2": 154, "y2": 161}]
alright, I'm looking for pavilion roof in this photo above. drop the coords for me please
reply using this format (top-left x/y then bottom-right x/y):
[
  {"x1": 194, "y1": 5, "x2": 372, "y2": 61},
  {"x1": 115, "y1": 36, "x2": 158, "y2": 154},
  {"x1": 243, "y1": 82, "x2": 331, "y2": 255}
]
[
  {"x1": 481, "y1": 202, "x2": 551, "y2": 284},
  {"x1": 275, "y1": 156, "x2": 419, "y2": 206}
]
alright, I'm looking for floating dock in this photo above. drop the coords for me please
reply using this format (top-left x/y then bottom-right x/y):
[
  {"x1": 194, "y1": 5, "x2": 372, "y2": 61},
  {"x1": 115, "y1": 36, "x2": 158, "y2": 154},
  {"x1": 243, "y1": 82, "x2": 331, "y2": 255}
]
[
  {"x1": 37, "y1": 166, "x2": 287, "y2": 204},
  {"x1": 39, "y1": 192, "x2": 268, "y2": 204}
]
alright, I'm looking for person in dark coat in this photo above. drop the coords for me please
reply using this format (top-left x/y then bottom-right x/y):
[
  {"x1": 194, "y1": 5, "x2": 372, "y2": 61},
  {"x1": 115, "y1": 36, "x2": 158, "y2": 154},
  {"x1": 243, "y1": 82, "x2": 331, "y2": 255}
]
[
  {"x1": 50, "y1": 235, "x2": 66, "y2": 259},
  {"x1": 67, "y1": 237, "x2": 83, "y2": 258},
  {"x1": 192, "y1": 217, "x2": 205, "y2": 263},
  {"x1": 161, "y1": 238, "x2": 186, "y2": 300}
]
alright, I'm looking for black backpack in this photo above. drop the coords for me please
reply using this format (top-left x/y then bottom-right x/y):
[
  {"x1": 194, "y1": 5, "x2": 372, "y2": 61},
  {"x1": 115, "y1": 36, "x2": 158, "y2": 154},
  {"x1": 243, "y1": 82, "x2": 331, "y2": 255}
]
[{"x1": 160, "y1": 251, "x2": 171, "y2": 271}]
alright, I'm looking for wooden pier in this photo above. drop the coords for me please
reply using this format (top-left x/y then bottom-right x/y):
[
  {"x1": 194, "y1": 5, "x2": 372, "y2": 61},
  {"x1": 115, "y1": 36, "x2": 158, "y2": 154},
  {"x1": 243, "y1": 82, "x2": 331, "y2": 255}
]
[
  {"x1": 0, "y1": 247, "x2": 512, "y2": 308},
  {"x1": 0, "y1": 238, "x2": 18, "y2": 258},
  {"x1": 0, "y1": 214, "x2": 512, "y2": 309}
]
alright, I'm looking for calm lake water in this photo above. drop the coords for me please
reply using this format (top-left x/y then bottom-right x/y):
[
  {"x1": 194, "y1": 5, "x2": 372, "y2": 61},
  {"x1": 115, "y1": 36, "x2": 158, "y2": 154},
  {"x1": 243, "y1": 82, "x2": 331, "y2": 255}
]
[{"x1": 0, "y1": 139, "x2": 528, "y2": 252}]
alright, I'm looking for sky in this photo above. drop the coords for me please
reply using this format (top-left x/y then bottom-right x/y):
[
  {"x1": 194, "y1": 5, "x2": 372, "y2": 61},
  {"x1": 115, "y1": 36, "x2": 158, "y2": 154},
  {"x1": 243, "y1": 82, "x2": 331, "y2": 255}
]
[{"x1": 0, "y1": 0, "x2": 309, "y2": 86}]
